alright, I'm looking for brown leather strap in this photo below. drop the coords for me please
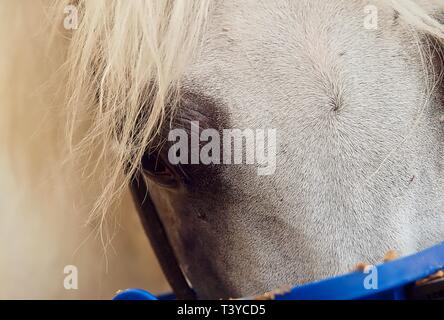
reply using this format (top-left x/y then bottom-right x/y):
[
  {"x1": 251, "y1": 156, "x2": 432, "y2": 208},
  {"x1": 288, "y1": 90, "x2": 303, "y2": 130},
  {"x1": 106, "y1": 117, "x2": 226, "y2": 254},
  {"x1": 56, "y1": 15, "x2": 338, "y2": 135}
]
[{"x1": 130, "y1": 175, "x2": 196, "y2": 300}]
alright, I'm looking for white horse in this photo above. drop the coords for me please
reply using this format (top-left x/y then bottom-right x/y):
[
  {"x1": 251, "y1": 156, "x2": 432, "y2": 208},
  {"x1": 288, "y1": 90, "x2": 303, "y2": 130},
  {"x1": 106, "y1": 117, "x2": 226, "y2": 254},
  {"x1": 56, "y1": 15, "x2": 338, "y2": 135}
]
[{"x1": 2, "y1": 0, "x2": 444, "y2": 299}]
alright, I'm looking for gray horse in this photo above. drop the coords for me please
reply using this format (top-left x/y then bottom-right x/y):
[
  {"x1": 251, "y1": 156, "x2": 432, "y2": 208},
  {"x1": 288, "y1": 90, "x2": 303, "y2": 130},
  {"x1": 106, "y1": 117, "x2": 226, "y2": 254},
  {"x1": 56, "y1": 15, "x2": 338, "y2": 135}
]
[
  {"x1": 131, "y1": 0, "x2": 444, "y2": 298},
  {"x1": 3, "y1": 0, "x2": 444, "y2": 299}
]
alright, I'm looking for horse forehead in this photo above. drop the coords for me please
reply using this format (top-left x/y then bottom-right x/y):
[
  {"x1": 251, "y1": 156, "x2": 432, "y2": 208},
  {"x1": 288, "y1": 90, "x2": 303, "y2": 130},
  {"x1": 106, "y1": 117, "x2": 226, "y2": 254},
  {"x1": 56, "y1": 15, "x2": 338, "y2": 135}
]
[
  {"x1": 195, "y1": 0, "x2": 383, "y2": 70},
  {"x1": 181, "y1": 0, "x2": 425, "y2": 185},
  {"x1": 210, "y1": 0, "x2": 366, "y2": 27},
  {"x1": 184, "y1": 0, "x2": 412, "y2": 124}
]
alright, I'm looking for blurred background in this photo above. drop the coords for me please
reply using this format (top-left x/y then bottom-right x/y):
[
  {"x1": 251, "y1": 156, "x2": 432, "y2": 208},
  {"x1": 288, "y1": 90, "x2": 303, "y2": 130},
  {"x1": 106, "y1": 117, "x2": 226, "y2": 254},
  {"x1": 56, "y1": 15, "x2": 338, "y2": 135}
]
[{"x1": 0, "y1": 1, "x2": 169, "y2": 299}]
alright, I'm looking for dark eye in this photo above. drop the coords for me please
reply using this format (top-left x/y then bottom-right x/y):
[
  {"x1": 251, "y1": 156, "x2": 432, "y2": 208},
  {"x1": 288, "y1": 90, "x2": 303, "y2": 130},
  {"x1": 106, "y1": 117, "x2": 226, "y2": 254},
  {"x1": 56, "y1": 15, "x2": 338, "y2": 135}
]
[{"x1": 141, "y1": 153, "x2": 177, "y2": 187}]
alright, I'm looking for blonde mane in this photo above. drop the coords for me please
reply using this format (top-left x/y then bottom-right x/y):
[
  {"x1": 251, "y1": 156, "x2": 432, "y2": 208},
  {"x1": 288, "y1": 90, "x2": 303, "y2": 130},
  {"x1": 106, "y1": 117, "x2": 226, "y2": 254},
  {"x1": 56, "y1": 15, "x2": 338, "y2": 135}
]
[
  {"x1": 2, "y1": 0, "x2": 444, "y2": 298},
  {"x1": 59, "y1": 0, "x2": 212, "y2": 236}
]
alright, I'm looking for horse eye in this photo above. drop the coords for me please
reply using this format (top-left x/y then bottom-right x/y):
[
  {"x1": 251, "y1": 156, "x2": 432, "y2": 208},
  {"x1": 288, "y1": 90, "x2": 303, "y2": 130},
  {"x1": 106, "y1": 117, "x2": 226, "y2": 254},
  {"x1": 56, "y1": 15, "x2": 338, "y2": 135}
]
[
  {"x1": 141, "y1": 153, "x2": 177, "y2": 187},
  {"x1": 141, "y1": 153, "x2": 167, "y2": 174}
]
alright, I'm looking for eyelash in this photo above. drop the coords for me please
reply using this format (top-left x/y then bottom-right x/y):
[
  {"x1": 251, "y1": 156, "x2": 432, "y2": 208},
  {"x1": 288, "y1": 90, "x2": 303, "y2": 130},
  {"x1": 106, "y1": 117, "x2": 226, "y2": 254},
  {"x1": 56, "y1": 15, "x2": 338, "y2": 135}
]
[{"x1": 141, "y1": 154, "x2": 177, "y2": 187}]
